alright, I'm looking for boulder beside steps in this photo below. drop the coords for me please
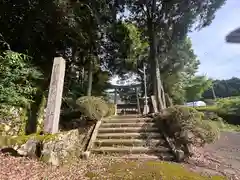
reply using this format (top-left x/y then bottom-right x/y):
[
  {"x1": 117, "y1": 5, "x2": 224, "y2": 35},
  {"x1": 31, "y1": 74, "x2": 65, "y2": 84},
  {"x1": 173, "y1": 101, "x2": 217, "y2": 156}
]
[{"x1": 90, "y1": 115, "x2": 175, "y2": 160}]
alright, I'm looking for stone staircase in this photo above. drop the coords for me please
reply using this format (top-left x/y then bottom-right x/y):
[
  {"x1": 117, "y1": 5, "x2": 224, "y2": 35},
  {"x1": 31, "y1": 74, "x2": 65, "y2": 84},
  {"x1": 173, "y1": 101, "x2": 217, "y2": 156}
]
[{"x1": 91, "y1": 115, "x2": 174, "y2": 160}]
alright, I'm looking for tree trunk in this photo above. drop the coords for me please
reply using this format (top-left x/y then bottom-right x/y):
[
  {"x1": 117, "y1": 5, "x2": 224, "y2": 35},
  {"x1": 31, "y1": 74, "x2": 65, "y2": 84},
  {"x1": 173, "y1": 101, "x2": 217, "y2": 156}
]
[
  {"x1": 165, "y1": 93, "x2": 173, "y2": 107},
  {"x1": 63, "y1": 46, "x2": 77, "y2": 97},
  {"x1": 111, "y1": 0, "x2": 117, "y2": 22},
  {"x1": 148, "y1": 0, "x2": 165, "y2": 111},
  {"x1": 155, "y1": 55, "x2": 165, "y2": 110},
  {"x1": 80, "y1": 66, "x2": 85, "y2": 88},
  {"x1": 160, "y1": 79, "x2": 166, "y2": 108},
  {"x1": 148, "y1": 21, "x2": 158, "y2": 107},
  {"x1": 25, "y1": 72, "x2": 51, "y2": 135},
  {"x1": 86, "y1": 58, "x2": 93, "y2": 96},
  {"x1": 25, "y1": 89, "x2": 44, "y2": 135}
]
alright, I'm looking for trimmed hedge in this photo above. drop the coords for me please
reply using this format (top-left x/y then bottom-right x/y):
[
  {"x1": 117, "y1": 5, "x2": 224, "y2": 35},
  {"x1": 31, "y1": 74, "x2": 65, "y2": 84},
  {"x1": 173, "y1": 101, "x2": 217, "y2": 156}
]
[
  {"x1": 196, "y1": 98, "x2": 240, "y2": 125},
  {"x1": 155, "y1": 106, "x2": 219, "y2": 154},
  {"x1": 216, "y1": 97, "x2": 240, "y2": 115},
  {"x1": 76, "y1": 96, "x2": 109, "y2": 121},
  {"x1": 195, "y1": 106, "x2": 219, "y2": 113}
]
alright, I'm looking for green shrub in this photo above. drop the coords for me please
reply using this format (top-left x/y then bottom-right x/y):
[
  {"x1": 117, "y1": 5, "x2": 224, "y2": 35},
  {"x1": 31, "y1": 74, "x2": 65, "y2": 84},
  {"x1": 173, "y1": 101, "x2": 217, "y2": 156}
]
[
  {"x1": 0, "y1": 51, "x2": 42, "y2": 107},
  {"x1": 216, "y1": 97, "x2": 240, "y2": 115},
  {"x1": 76, "y1": 96, "x2": 108, "y2": 121},
  {"x1": 196, "y1": 98, "x2": 240, "y2": 116},
  {"x1": 156, "y1": 106, "x2": 219, "y2": 148},
  {"x1": 195, "y1": 106, "x2": 219, "y2": 113},
  {"x1": 195, "y1": 106, "x2": 223, "y2": 122}
]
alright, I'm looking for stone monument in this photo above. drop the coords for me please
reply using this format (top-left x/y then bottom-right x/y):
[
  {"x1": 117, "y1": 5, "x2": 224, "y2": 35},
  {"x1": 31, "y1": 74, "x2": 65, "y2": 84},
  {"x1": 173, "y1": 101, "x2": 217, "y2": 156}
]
[{"x1": 44, "y1": 57, "x2": 66, "y2": 134}]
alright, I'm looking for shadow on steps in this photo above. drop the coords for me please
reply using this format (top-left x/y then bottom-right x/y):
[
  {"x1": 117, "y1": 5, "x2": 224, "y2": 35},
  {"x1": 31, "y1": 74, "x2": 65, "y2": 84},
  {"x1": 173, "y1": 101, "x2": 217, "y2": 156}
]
[{"x1": 139, "y1": 118, "x2": 176, "y2": 161}]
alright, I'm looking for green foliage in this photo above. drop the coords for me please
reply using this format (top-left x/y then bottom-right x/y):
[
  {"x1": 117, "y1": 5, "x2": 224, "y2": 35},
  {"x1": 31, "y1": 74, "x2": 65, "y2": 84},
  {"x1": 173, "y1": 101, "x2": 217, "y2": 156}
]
[
  {"x1": 203, "y1": 77, "x2": 240, "y2": 98},
  {"x1": 195, "y1": 106, "x2": 219, "y2": 113},
  {"x1": 160, "y1": 38, "x2": 199, "y2": 104},
  {"x1": 124, "y1": 0, "x2": 225, "y2": 108},
  {"x1": 195, "y1": 98, "x2": 240, "y2": 132},
  {"x1": 156, "y1": 106, "x2": 219, "y2": 148},
  {"x1": 125, "y1": 23, "x2": 148, "y2": 65},
  {"x1": 0, "y1": 0, "x2": 227, "y2": 130},
  {"x1": 207, "y1": 120, "x2": 240, "y2": 133},
  {"x1": 76, "y1": 96, "x2": 109, "y2": 121},
  {"x1": 0, "y1": 51, "x2": 42, "y2": 107},
  {"x1": 105, "y1": 22, "x2": 148, "y2": 76},
  {"x1": 197, "y1": 97, "x2": 240, "y2": 116},
  {"x1": 216, "y1": 97, "x2": 240, "y2": 115},
  {"x1": 185, "y1": 76, "x2": 212, "y2": 102},
  {"x1": 0, "y1": 0, "x2": 117, "y2": 104}
]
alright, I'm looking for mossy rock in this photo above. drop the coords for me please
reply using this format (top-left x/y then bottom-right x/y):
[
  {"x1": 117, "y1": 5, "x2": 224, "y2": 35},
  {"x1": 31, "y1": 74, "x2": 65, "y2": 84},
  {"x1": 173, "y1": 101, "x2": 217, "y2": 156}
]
[
  {"x1": 0, "y1": 133, "x2": 57, "y2": 148},
  {"x1": 0, "y1": 105, "x2": 27, "y2": 136}
]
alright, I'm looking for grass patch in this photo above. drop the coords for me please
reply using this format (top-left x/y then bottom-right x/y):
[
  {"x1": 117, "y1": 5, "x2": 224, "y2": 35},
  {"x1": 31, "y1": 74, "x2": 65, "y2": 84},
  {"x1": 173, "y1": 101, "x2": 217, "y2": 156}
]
[
  {"x1": 86, "y1": 160, "x2": 226, "y2": 180},
  {"x1": 207, "y1": 120, "x2": 240, "y2": 132},
  {"x1": 195, "y1": 105, "x2": 240, "y2": 132},
  {"x1": 195, "y1": 106, "x2": 219, "y2": 113}
]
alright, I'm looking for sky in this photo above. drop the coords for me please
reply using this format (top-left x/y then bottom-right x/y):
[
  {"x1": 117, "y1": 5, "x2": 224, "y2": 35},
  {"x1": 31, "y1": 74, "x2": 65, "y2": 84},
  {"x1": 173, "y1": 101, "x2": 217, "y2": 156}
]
[{"x1": 190, "y1": 0, "x2": 240, "y2": 80}]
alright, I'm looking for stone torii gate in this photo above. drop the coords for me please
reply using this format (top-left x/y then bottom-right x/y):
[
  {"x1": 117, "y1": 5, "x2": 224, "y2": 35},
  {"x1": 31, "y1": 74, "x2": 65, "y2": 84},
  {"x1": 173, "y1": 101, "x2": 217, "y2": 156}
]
[{"x1": 108, "y1": 84, "x2": 144, "y2": 115}]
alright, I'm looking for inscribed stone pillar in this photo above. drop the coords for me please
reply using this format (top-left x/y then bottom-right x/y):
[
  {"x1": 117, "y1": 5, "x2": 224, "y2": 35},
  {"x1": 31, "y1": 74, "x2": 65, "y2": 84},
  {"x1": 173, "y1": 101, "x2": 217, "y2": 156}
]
[{"x1": 44, "y1": 57, "x2": 66, "y2": 134}]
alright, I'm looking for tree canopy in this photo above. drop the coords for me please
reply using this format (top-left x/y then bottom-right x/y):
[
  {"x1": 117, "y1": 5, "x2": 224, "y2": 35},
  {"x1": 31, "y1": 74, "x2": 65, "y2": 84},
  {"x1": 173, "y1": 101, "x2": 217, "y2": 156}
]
[
  {"x1": 203, "y1": 77, "x2": 240, "y2": 99},
  {"x1": 0, "y1": 0, "x2": 227, "y2": 133},
  {"x1": 185, "y1": 76, "x2": 213, "y2": 102}
]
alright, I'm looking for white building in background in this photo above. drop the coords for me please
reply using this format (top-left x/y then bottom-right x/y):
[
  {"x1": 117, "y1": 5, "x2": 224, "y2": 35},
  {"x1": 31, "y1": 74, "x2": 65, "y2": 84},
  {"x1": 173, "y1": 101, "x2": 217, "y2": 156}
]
[{"x1": 185, "y1": 101, "x2": 206, "y2": 107}]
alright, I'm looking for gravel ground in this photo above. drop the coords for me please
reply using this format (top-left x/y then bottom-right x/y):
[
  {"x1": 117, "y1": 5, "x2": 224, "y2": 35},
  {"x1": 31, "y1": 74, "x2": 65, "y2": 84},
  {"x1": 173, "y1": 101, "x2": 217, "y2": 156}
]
[
  {"x1": 0, "y1": 153, "x2": 111, "y2": 180},
  {"x1": 206, "y1": 132, "x2": 240, "y2": 170},
  {"x1": 186, "y1": 132, "x2": 240, "y2": 180},
  {"x1": 1, "y1": 132, "x2": 240, "y2": 180}
]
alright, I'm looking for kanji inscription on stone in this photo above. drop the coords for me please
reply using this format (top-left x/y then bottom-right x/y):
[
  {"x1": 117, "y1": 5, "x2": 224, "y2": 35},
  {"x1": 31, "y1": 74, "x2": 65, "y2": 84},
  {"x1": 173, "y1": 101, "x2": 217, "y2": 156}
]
[{"x1": 44, "y1": 57, "x2": 66, "y2": 134}]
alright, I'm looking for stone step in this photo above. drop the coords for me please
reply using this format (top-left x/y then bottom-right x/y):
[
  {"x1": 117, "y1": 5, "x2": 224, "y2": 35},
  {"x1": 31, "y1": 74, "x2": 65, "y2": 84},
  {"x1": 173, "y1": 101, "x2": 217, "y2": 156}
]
[
  {"x1": 92, "y1": 146, "x2": 170, "y2": 154},
  {"x1": 101, "y1": 153, "x2": 174, "y2": 161},
  {"x1": 97, "y1": 132, "x2": 162, "y2": 139},
  {"x1": 119, "y1": 153, "x2": 175, "y2": 161},
  {"x1": 101, "y1": 122, "x2": 155, "y2": 128},
  {"x1": 98, "y1": 127, "x2": 158, "y2": 133},
  {"x1": 95, "y1": 139, "x2": 165, "y2": 147},
  {"x1": 110, "y1": 115, "x2": 140, "y2": 119},
  {"x1": 102, "y1": 118, "x2": 154, "y2": 123}
]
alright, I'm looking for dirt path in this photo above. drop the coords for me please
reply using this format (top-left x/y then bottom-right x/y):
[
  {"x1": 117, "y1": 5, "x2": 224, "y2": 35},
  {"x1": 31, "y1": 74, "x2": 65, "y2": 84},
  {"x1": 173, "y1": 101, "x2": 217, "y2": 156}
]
[
  {"x1": 206, "y1": 132, "x2": 240, "y2": 169},
  {"x1": 1, "y1": 131, "x2": 240, "y2": 179},
  {"x1": 186, "y1": 132, "x2": 240, "y2": 179}
]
